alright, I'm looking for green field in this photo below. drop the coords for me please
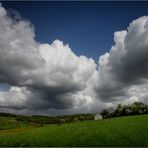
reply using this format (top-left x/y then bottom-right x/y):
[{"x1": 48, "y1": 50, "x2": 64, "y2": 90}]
[
  {"x1": 0, "y1": 115, "x2": 148, "y2": 147},
  {"x1": 0, "y1": 117, "x2": 29, "y2": 130}
]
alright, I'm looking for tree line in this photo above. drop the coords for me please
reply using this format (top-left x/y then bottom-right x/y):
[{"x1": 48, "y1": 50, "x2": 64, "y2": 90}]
[
  {"x1": 100, "y1": 102, "x2": 148, "y2": 118},
  {"x1": 3, "y1": 113, "x2": 94, "y2": 126}
]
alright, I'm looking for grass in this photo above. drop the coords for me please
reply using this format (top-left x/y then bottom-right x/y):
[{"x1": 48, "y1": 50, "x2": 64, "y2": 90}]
[
  {"x1": 0, "y1": 117, "x2": 29, "y2": 130},
  {"x1": 0, "y1": 115, "x2": 148, "y2": 147}
]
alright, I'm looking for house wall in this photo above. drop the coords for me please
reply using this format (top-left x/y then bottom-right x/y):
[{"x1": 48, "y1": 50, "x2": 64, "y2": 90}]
[{"x1": 95, "y1": 114, "x2": 102, "y2": 120}]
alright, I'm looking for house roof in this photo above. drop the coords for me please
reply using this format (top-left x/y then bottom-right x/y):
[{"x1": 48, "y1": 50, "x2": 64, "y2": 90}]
[{"x1": 95, "y1": 112, "x2": 102, "y2": 116}]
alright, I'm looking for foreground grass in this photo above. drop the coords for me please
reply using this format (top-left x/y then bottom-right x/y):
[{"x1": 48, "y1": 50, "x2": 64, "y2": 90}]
[{"x1": 0, "y1": 115, "x2": 148, "y2": 147}]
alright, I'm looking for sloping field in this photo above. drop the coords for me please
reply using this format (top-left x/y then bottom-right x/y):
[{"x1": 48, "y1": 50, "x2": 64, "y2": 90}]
[
  {"x1": 0, "y1": 115, "x2": 148, "y2": 147},
  {"x1": 0, "y1": 117, "x2": 29, "y2": 130}
]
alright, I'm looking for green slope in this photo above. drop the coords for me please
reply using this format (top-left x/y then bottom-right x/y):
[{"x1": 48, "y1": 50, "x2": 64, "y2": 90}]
[
  {"x1": 0, "y1": 116, "x2": 30, "y2": 130},
  {"x1": 0, "y1": 115, "x2": 148, "y2": 147}
]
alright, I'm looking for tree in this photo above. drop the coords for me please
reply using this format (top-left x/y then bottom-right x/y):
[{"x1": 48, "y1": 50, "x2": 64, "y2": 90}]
[{"x1": 100, "y1": 109, "x2": 109, "y2": 118}]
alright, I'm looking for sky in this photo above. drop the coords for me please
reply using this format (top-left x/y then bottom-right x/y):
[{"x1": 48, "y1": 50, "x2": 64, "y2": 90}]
[
  {"x1": 0, "y1": 1, "x2": 148, "y2": 115},
  {"x1": 2, "y1": 1, "x2": 148, "y2": 61}
]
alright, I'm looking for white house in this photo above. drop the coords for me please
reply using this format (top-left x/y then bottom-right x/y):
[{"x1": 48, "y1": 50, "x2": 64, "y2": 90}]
[{"x1": 94, "y1": 112, "x2": 102, "y2": 120}]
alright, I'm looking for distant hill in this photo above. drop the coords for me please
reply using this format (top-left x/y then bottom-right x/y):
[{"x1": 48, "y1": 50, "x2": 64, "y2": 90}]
[
  {"x1": 0, "y1": 112, "x2": 94, "y2": 125},
  {"x1": 0, "y1": 112, "x2": 17, "y2": 117}
]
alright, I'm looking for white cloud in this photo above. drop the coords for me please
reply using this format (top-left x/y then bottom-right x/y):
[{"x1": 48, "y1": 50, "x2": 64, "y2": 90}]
[
  {"x1": 0, "y1": 3, "x2": 98, "y2": 114},
  {"x1": 0, "y1": 86, "x2": 29, "y2": 109},
  {"x1": 96, "y1": 16, "x2": 148, "y2": 105}
]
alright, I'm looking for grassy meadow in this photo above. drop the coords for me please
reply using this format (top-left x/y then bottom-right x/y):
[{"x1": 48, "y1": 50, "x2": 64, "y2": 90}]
[
  {"x1": 0, "y1": 114, "x2": 148, "y2": 147},
  {"x1": 0, "y1": 117, "x2": 29, "y2": 130}
]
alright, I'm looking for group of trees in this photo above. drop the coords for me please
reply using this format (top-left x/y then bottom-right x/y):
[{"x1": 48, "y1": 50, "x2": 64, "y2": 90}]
[
  {"x1": 100, "y1": 102, "x2": 148, "y2": 118},
  {"x1": 15, "y1": 113, "x2": 94, "y2": 126}
]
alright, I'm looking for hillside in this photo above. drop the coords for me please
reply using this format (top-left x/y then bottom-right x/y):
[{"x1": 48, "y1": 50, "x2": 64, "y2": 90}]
[
  {"x1": 0, "y1": 114, "x2": 148, "y2": 147},
  {"x1": 0, "y1": 112, "x2": 94, "y2": 128}
]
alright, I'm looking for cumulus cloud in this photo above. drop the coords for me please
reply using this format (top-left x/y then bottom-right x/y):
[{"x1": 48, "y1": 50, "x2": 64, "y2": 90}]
[
  {"x1": 0, "y1": 3, "x2": 148, "y2": 115},
  {"x1": 96, "y1": 16, "x2": 148, "y2": 105},
  {"x1": 0, "y1": 3, "x2": 99, "y2": 114}
]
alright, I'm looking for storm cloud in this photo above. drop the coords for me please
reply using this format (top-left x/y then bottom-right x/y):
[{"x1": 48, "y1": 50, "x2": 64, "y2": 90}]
[{"x1": 0, "y1": 3, "x2": 148, "y2": 115}]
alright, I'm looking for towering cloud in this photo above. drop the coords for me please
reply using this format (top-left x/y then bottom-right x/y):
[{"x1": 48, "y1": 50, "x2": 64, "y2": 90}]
[
  {"x1": 0, "y1": 3, "x2": 148, "y2": 115},
  {"x1": 96, "y1": 16, "x2": 148, "y2": 105},
  {"x1": 0, "y1": 3, "x2": 98, "y2": 114}
]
